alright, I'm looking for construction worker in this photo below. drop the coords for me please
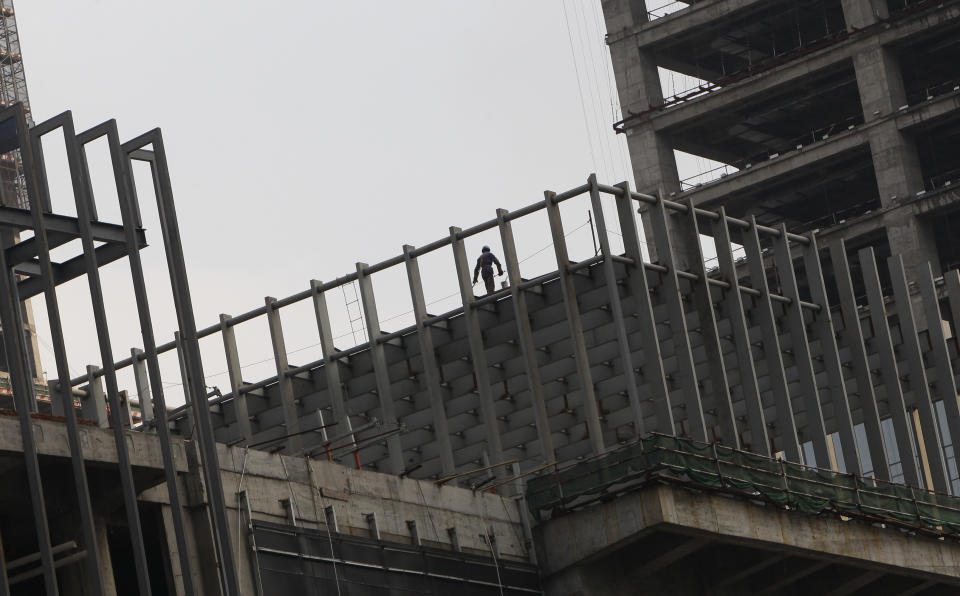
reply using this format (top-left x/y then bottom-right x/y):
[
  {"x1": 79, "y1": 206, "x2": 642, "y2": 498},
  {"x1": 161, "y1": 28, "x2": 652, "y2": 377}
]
[{"x1": 473, "y1": 245, "x2": 504, "y2": 295}]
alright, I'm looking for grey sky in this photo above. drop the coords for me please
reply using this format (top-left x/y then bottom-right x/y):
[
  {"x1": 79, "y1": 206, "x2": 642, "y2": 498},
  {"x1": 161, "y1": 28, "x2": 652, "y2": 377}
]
[{"x1": 17, "y1": 1, "x2": 641, "y2": 405}]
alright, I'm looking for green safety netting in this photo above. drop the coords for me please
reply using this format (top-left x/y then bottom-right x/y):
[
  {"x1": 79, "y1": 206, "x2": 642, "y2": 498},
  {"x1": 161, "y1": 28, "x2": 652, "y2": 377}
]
[{"x1": 525, "y1": 434, "x2": 960, "y2": 536}]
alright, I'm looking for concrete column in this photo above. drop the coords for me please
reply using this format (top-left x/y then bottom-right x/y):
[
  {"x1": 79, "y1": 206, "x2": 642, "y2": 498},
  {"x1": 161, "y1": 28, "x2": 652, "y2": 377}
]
[
  {"x1": 265, "y1": 296, "x2": 302, "y2": 453},
  {"x1": 842, "y1": 1, "x2": 937, "y2": 272},
  {"x1": 130, "y1": 348, "x2": 154, "y2": 424},
  {"x1": 603, "y1": 0, "x2": 680, "y2": 260},
  {"x1": 219, "y1": 314, "x2": 253, "y2": 443},
  {"x1": 95, "y1": 517, "x2": 118, "y2": 596},
  {"x1": 840, "y1": 0, "x2": 888, "y2": 30}
]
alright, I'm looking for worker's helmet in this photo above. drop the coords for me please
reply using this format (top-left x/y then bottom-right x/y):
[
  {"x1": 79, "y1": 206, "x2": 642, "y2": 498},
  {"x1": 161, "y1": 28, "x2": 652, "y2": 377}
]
[{"x1": 482, "y1": 245, "x2": 491, "y2": 252}]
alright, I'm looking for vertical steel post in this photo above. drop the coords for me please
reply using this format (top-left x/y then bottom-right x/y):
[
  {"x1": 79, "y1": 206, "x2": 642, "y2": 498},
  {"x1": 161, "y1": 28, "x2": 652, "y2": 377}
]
[
  {"x1": 355, "y1": 263, "x2": 405, "y2": 474},
  {"x1": 310, "y1": 281, "x2": 353, "y2": 446},
  {"x1": 544, "y1": 193, "x2": 605, "y2": 454},
  {"x1": 647, "y1": 195, "x2": 707, "y2": 441},
  {"x1": 614, "y1": 183, "x2": 674, "y2": 434},
  {"x1": 828, "y1": 240, "x2": 889, "y2": 479},
  {"x1": 450, "y1": 227, "x2": 508, "y2": 466},
  {"x1": 802, "y1": 234, "x2": 860, "y2": 474},
  {"x1": 82, "y1": 120, "x2": 197, "y2": 595},
  {"x1": 712, "y1": 208, "x2": 769, "y2": 454},
  {"x1": 682, "y1": 202, "x2": 739, "y2": 447},
  {"x1": 81, "y1": 367, "x2": 108, "y2": 429},
  {"x1": 742, "y1": 217, "x2": 800, "y2": 461},
  {"x1": 403, "y1": 247, "x2": 457, "y2": 475},
  {"x1": 495, "y1": 213, "x2": 555, "y2": 462},
  {"x1": 859, "y1": 247, "x2": 921, "y2": 487},
  {"x1": 131, "y1": 348, "x2": 154, "y2": 424},
  {"x1": 220, "y1": 314, "x2": 253, "y2": 442},
  {"x1": 265, "y1": 296, "x2": 303, "y2": 452},
  {"x1": 945, "y1": 270, "x2": 960, "y2": 350},
  {"x1": 888, "y1": 256, "x2": 948, "y2": 492},
  {"x1": 44, "y1": 114, "x2": 153, "y2": 595},
  {"x1": 587, "y1": 175, "x2": 645, "y2": 437},
  {"x1": 0, "y1": 232, "x2": 57, "y2": 594},
  {"x1": 124, "y1": 131, "x2": 239, "y2": 595},
  {"x1": 918, "y1": 263, "x2": 960, "y2": 478},
  {"x1": 773, "y1": 225, "x2": 829, "y2": 467}
]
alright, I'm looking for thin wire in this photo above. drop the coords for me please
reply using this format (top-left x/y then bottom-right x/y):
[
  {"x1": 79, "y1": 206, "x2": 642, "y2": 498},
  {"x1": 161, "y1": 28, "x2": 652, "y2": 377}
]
[
  {"x1": 561, "y1": 0, "x2": 599, "y2": 170},
  {"x1": 477, "y1": 497, "x2": 505, "y2": 596},
  {"x1": 415, "y1": 481, "x2": 442, "y2": 544},
  {"x1": 233, "y1": 446, "x2": 250, "y2": 577},
  {"x1": 316, "y1": 489, "x2": 343, "y2": 596}
]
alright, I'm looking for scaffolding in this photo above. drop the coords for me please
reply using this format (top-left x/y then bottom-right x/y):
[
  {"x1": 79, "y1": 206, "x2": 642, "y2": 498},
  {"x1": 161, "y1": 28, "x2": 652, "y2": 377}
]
[{"x1": 0, "y1": 0, "x2": 29, "y2": 210}]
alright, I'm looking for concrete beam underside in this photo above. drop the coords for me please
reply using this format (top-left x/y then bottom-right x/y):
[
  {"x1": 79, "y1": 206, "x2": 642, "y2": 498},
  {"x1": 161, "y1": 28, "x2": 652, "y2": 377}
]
[{"x1": 535, "y1": 483, "x2": 960, "y2": 596}]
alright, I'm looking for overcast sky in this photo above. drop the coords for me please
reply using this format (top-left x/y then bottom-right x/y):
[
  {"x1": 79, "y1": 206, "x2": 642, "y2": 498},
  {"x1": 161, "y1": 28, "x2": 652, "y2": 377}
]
[{"x1": 16, "y1": 1, "x2": 645, "y2": 406}]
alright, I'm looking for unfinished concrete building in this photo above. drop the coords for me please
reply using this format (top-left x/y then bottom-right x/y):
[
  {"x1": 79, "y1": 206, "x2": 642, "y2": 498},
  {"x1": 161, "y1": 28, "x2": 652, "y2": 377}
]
[
  {"x1": 3, "y1": 0, "x2": 960, "y2": 594},
  {"x1": 602, "y1": 0, "x2": 960, "y2": 275}
]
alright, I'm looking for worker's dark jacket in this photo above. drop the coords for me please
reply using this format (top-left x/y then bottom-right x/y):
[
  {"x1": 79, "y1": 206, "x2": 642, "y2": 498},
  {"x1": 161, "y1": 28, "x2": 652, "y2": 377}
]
[{"x1": 474, "y1": 253, "x2": 501, "y2": 279}]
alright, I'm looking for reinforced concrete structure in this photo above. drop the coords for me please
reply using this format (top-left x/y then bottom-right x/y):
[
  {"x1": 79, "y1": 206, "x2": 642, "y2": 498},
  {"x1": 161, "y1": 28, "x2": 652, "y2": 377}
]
[
  {"x1": 602, "y1": 0, "x2": 960, "y2": 278},
  {"x1": 4, "y1": 0, "x2": 960, "y2": 593}
]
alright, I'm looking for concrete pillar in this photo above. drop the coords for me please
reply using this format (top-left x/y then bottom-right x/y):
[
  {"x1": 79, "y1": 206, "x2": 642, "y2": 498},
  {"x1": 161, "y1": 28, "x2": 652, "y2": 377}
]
[
  {"x1": 603, "y1": 0, "x2": 680, "y2": 259},
  {"x1": 95, "y1": 517, "x2": 118, "y2": 596},
  {"x1": 843, "y1": 0, "x2": 938, "y2": 273}
]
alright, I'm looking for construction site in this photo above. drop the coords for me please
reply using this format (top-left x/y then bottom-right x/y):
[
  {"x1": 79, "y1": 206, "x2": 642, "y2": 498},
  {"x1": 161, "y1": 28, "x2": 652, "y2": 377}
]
[{"x1": 0, "y1": 0, "x2": 960, "y2": 594}]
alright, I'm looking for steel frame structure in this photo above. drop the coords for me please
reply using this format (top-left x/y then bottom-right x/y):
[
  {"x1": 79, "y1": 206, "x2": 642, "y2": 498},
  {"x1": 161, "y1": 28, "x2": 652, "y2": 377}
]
[
  {"x1": 0, "y1": 103, "x2": 238, "y2": 595},
  {"x1": 67, "y1": 168, "x2": 960, "y2": 502}
]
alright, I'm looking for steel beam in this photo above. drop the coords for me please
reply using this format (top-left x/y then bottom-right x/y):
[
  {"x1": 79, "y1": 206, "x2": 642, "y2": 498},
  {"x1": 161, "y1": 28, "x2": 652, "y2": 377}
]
[
  {"x1": 220, "y1": 314, "x2": 252, "y2": 442},
  {"x1": 355, "y1": 262, "x2": 404, "y2": 474},
  {"x1": 742, "y1": 216, "x2": 799, "y2": 461},
  {"x1": 859, "y1": 247, "x2": 921, "y2": 487},
  {"x1": 615, "y1": 182, "x2": 674, "y2": 434},
  {"x1": 403, "y1": 246, "x2": 456, "y2": 475},
  {"x1": 713, "y1": 208, "x2": 768, "y2": 454},
  {"x1": 449, "y1": 228, "x2": 507, "y2": 468},
  {"x1": 544, "y1": 192, "x2": 605, "y2": 454},
  {"x1": 496, "y1": 213, "x2": 555, "y2": 462},
  {"x1": 918, "y1": 263, "x2": 960, "y2": 478},
  {"x1": 80, "y1": 119, "x2": 198, "y2": 595},
  {"x1": 266, "y1": 296, "x2": 303, "y2": 452},
  {"x1": 888, "y1": 256, "x2": 948, "y2": 492},
  {"x1": 828, "y1": 240, "x2": 889, "y2": 479},
  {"x1": 647, "y1": 196, "x2": 707, "y2": 441},
  {"x1": 587, "y1": 175, "x2": 645, "y2": 438},
  {"x1": 310, "y1": 280, "x2": 353, "y2": 449},
  {"x1": 802, "y1": 234, "x2": 860, "y2": 473},
  {"x1": 774, "y1": 225, "x2": 828, "y2": 467}
]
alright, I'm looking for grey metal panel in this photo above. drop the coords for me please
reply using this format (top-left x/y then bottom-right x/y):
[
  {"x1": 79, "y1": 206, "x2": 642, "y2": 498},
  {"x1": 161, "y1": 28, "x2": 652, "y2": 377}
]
[
  {"x1": 647, "y1": 196, "x2": 707, "y2": 441},
  {"x1": 859, "y1": 247, "x2": 921, "y2": 487},
  {"x1": 918, "y1": 263, "x2": 960, "y2": 473},
  {"x1": 587, "y1": 175, "x2": 644, "y2": 437},
  {"x1": 742, "y1": 217, "x2": 800, "y2": 461},
  {"x1": 828, "y1": 240, "x2": 889, "y2": 479},
  {"x1": 888, "y1": 256, "x2": 949, "y2": 492},
  {"x1": 773, "y1": 225, "x2": 828, "y2": 467},
  {"x1": 712, "y1": 208, "x2": 768, "y2": 454},
  {"x1": 615, "y1": 182, "x2": 674, "y2": 434},
  {"x1": 802, "y1": 234, "x2": 860, "y2": 474},
  {"x1": 496, "y1": 212, "x2": 555, "y2": 462},
  {"x1": 544, "y1": 192, "x2": 605, "y2": 453}
]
